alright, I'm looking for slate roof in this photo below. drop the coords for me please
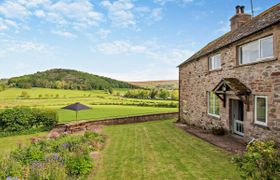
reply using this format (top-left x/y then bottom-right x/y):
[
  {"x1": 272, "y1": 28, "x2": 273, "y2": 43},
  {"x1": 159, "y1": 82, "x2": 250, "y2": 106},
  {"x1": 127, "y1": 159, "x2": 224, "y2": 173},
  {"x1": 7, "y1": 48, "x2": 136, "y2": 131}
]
[{"x1": 178, "y1": 3, "x2": 280, "y2": 67}]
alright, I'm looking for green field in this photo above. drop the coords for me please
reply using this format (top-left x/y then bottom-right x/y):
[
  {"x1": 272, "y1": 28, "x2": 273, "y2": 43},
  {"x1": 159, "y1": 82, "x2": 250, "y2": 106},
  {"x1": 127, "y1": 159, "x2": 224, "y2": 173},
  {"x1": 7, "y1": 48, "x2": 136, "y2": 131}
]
[
  {"x1": 0, "y1": 88, "x2": 178, "y2": 123},
  {"x1": 95, "y1": 119, "x2": 240, "y2": 179}
]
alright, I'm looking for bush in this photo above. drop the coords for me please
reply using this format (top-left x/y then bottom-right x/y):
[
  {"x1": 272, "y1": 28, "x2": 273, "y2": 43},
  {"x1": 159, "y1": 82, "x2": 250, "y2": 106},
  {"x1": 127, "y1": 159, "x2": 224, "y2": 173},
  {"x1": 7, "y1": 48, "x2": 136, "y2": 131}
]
[
  {"x1": 33, "y1": 109, "x2": 58, "y2": 129},
  {"x1": 211, "y1": 126, "x2": 225, "y2": 136},
  {"x1": 0, "y1": 107, "x2": 58, "y2": 133},
  {"x1": 0, "y1": 107, "x2": 35, "y2": 132},
  {"x1": 234, "y1": 140, "x2": 280, "y2": 179},
  {"x1": 66, "y1": 153, "x2": 93, "y2": 176},
  {"x1": 11, "y1": 144, "x2": 45, "y2": 165}
]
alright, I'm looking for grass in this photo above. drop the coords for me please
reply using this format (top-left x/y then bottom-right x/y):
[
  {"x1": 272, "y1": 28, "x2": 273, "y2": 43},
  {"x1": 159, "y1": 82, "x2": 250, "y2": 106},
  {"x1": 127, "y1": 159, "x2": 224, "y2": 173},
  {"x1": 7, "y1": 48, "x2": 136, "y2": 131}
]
[
  {"x1": 58, "y1": 105, "x2": 177, "y2": 123},
  {"x1": 0, "y1": 88, "x2": 178, "y2": 108},
  {"x1": 0, "y1": 88, "x2": 178, "y2": 123},
  {"x1": 95, "y1": 119, "x2": 240, "y2": 180},
  {"x1": 0, "y1": 132, "x2": 48, "y2": 155}
]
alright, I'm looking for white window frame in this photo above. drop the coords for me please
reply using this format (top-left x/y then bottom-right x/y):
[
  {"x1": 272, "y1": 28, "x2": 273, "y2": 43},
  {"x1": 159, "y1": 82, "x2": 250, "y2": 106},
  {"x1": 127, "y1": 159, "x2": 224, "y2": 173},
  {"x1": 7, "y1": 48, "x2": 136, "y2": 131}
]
[
  {"x1": 239, "y1": 36, "x2": 274, "y2": 65},
  {"x1": 208, "y1": 91, "x2": 220, "y2": 118},
  {"x1": 254, "y1": 96, "x2": 268, "y2": 126},
  {"x1": 209, "y1": 54, "x2": 221, "y2": 71}
]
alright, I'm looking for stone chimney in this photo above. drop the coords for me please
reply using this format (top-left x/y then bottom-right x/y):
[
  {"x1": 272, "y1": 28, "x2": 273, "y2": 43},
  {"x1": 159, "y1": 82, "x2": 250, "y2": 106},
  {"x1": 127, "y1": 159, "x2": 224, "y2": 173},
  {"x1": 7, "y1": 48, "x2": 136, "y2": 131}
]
[{"x1": 230, "y1": 5, "x2": 252, "y2": 31}]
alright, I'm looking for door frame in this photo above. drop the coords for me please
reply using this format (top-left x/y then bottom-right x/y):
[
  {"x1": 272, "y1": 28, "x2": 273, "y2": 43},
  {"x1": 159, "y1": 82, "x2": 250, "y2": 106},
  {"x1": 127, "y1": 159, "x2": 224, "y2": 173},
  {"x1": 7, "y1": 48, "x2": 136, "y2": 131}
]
[{"x1": 229, "y1": 99, "x2": 245, "y2": 137}]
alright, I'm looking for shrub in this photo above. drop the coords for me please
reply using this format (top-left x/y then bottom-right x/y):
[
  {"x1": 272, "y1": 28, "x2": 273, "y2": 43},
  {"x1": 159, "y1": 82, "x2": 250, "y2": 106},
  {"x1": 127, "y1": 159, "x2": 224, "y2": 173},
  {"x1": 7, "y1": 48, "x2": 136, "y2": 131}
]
[
  {"x1": 33, "y1": 109, "x2": 58, "y2": 129},
  {"x1": 66, "y1": 153, "x2": 93, "y2": 176},
  {"x1": 0, "y1": 107, "x2": 58, "y2": 133},
  {"x1": 11, "y1": 144, "x2": 45, "y2": 165},
  {"x1": 211, "y1": 126, "x2": 225, "y2": 136},
  {"x1": 0, "y1": 107, "x2": 35, "y2": 132},
  {"x1": 234, "y1": 140, "x2": 280, "y2": 179}
]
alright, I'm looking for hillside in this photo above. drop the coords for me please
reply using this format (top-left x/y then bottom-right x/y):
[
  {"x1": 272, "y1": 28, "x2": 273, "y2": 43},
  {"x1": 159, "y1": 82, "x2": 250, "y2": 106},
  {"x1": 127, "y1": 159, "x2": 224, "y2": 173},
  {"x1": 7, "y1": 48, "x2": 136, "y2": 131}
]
[
  {"x1": 7, "y1": 69, "x2": 138, "y2": 90},
  {"x1": 130, "y1": 80, "x2": 178, "y2": 90}
]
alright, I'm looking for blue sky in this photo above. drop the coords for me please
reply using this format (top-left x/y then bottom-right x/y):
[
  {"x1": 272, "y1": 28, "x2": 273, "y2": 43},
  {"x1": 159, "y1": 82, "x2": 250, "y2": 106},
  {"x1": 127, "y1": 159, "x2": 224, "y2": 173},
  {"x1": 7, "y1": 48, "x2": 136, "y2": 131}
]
[{"x1": 0, "y1": 0, "x2": 278, "y2": 81}]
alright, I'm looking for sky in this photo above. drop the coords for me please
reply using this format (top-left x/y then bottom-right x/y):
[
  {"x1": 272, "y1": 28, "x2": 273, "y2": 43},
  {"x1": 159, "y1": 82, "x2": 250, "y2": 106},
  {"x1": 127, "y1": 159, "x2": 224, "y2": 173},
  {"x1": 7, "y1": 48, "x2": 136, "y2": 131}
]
[{"x1": 0, "y1": 0, "x2": 279, "y2": 81}]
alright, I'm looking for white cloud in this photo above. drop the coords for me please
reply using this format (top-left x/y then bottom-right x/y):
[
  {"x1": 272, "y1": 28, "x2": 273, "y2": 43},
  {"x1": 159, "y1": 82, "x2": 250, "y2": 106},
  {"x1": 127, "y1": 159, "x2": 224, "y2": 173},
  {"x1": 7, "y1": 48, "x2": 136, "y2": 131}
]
[
  {"x1": 96, "y1": 40, "x2": 147, "y2": 55},
  {"x1": 0, "y1": 1, "x2": 30, "y2": 19},
  {"x1": 52, "y1": 30, "x2": 76, "y2": 38},
  {"x1": 0, "y1": 17, "x2": 18, "y2": 31},
  {"x1": 44, "y1": 1, "x2": 103, "y2": 28},
  {"x1": 96, "y1": 66, "x2": 178, "y2": 81},
  {"x1": 150, "y1": 8, "x2": 163, "y2": 22},
  {"x1": 0, "y1": 39, "x2": 53, "y2": 57},
  {"x1": 95, "y1": 40, "x2": 194, "y2": 64},
  {"x1": 96, "y1": 29, "x2": 111, "y2": 39},
  {"x1": 154, "y1": 0, "x2": 194, "y2": 6},
  {"x1": 0, "y1": 0, "x2": 103, "y2": 30},
  {"x1": 34, "y1": 10, "x2": 45, "y2": 17},
  {"x1": 101, "y1": 0, "x2": 136, "y2": 27}
]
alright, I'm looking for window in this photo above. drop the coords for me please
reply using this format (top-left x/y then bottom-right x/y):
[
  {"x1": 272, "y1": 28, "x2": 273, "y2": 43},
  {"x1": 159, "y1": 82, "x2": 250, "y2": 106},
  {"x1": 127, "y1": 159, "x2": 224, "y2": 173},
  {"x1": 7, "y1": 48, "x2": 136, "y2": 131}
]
[
  {"x1": 239, "y1": 36, "x2": 273, "y2": 65},
  {"x1": 208, "y1": 91, "x2": 220, "y2": 117},
  {"x1": 255, "y1": 96, "x2": 268, "y2": 126},
  {"x1": 209, "y1": 54, "x2": 221, "y2": 70}
]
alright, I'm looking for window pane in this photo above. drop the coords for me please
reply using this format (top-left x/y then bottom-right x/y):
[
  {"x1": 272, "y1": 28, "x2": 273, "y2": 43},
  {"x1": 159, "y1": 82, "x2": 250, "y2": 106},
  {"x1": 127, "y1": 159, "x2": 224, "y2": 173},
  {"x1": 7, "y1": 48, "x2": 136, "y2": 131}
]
[
  {"x1": 215, "y1": 98, "x2": 220, "y2": 115},
  {"x1": 208, "y1": 91, "x2": 220, "y2": 116},
  {"x1": 261, "y1": 37, "x2": 273, "y2": 58},
  {"x1": 240, "y1": 41, "x2": 259, "y2": 64},
  {"x1": 256, "y1": 97, "x2": 266, "y2": 123},
  {"x1": 209, "y1": 54, "x2": 221, "y2": 70}
]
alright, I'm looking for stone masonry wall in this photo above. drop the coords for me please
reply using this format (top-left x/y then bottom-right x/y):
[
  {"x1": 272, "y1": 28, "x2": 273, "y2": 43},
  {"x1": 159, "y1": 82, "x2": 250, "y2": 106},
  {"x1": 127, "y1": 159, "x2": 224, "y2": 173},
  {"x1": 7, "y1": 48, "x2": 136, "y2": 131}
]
[
  {"x1": 54, "y1": 112, "x2": 178, "y2": 134},
  {"x1": 179, "y1": 24, "x2": 280, "y2": 143}
]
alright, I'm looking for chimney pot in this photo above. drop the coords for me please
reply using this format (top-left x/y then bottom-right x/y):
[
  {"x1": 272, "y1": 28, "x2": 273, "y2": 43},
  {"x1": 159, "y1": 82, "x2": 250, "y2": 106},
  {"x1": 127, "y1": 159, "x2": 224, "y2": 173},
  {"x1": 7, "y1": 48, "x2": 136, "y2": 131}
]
[
  {"x1": 241, "y1": 6, "x2": 245, "y2": 13},
  {"x1": 236, "y1": 5, "x2": 241, "y2": 14}
]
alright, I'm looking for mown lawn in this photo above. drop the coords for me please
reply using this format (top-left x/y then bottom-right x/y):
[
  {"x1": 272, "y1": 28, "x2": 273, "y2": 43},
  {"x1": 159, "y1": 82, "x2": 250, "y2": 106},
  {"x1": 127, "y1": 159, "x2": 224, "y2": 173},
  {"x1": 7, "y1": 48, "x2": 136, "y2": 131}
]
[
  {"x1": 58, "y1": 105, "x2": 177, "y2": 123},
  {"x1": 95, "y1": 119, "x2": 240, "y2": 179},
  {"x1": 0, "y1": 132, "x2": 48, "y2": 155}
]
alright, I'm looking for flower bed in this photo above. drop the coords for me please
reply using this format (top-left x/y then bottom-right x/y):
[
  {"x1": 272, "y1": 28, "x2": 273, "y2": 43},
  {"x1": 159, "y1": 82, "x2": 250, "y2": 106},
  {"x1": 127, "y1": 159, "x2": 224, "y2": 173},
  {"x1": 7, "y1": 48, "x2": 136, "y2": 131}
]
[{"x1": 0, "y1": 131, "x2": 104, "y2": 179}]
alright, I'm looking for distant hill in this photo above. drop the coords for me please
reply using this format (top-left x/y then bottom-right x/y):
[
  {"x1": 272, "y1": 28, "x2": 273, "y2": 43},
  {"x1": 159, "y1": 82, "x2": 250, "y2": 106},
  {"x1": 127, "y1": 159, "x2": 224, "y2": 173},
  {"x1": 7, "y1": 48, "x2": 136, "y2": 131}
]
[
  {"x1": 130, "y1": 80, "x2": 178, "y2": 90},
  {"x1": 7, "y1": 69, "x2": 138, "y2": 90}
]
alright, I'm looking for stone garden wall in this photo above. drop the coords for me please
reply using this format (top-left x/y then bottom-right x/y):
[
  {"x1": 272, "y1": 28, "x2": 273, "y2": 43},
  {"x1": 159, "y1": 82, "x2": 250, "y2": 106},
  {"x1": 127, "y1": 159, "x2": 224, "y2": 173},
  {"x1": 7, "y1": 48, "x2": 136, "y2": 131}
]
[{"x1": 54, "y1": 112, "x2": 178, "y2": 134}]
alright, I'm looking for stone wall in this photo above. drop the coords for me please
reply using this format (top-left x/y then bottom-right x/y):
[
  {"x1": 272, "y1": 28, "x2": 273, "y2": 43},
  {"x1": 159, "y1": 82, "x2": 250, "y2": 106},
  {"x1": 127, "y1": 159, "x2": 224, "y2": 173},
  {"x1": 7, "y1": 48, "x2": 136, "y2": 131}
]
[
  {"x1": 179, "y1": 24, "x2": 280, "y2": 143},
  {"x1": 54, "y1": 112, "x2": 178, "y2": 134}
]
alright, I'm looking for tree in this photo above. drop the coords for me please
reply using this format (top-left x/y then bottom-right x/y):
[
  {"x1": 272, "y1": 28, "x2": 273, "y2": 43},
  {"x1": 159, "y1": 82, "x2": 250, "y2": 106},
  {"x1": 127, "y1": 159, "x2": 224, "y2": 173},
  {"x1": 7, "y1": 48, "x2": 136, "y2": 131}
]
[
  {"x1": 158, "y1": 89, "x2": 170, "y2": 100},
  {"x1": 150, "y1": 89, "x2": 158, "y2": 99}
]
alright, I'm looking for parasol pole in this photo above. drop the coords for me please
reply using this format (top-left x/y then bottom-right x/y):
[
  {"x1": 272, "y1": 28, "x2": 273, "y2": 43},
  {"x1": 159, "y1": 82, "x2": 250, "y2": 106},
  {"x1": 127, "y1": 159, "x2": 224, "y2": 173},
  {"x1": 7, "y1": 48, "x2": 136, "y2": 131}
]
[{"x1": 76, "y1": 110, "x2": 78, "y2": 121}]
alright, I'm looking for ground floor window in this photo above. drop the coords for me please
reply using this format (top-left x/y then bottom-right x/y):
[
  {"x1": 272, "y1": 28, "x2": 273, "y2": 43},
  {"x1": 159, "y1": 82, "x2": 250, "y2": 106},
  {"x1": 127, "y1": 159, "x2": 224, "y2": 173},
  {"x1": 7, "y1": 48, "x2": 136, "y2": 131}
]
[
  {"x1": 208, "y1": 91, "x2": 220, "y2": 117},
  {"x1": 255, "y1": 96, "x2": 268, "y2": 126}
]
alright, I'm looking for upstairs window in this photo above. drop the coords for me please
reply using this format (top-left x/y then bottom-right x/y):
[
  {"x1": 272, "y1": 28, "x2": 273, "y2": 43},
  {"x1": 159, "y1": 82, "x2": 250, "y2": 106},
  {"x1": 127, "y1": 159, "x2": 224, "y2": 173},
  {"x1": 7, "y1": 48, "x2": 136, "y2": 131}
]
[
  {"x1": 208, "y1": 91, "x2": 220, "y2": 117},
  {"x1": 209, "y1": 54, "x2": 221, "y2": 70},
  {"x1": 239, "y1": 36, "x2": 273, "y2": 65}
]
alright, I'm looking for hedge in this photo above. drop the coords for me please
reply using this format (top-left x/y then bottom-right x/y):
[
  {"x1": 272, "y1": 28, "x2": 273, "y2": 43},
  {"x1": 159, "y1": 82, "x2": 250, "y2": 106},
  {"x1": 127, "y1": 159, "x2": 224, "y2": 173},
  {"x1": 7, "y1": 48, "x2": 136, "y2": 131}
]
[{"x1": 0, "y1": 107, "x2": 58, "y2": 135}]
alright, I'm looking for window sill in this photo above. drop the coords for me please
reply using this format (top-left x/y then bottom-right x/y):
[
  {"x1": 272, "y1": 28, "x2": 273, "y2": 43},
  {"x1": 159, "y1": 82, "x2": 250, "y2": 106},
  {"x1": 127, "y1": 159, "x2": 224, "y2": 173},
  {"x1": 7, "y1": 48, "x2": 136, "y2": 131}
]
[
  {"x1": 253, "y1": 122, "x2": 269, "y2": 129},
  {"x1": 207, "y1": 113, "x2": 221, "y2": 120},
  {"x1": 236, "y1": 57, "x2": 277, "y2": 68},
  {"x1": 207, "y1": 68, "x2": 222, "y2": 74}
]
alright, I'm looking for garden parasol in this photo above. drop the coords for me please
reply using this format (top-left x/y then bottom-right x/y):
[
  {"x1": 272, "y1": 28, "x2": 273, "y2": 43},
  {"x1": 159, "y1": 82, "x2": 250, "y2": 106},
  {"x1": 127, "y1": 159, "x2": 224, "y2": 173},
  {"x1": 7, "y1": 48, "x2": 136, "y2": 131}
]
[{"x1": 62, "y1": 102, "x2": 91, "y2": 121}]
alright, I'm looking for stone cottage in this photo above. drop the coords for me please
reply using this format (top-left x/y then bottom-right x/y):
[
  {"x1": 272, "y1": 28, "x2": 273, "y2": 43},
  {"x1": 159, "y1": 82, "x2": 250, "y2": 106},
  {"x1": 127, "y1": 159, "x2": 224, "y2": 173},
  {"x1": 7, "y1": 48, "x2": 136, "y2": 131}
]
[{"x1": 178, "y1": 4, "x2": 280, "y2": 142}]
